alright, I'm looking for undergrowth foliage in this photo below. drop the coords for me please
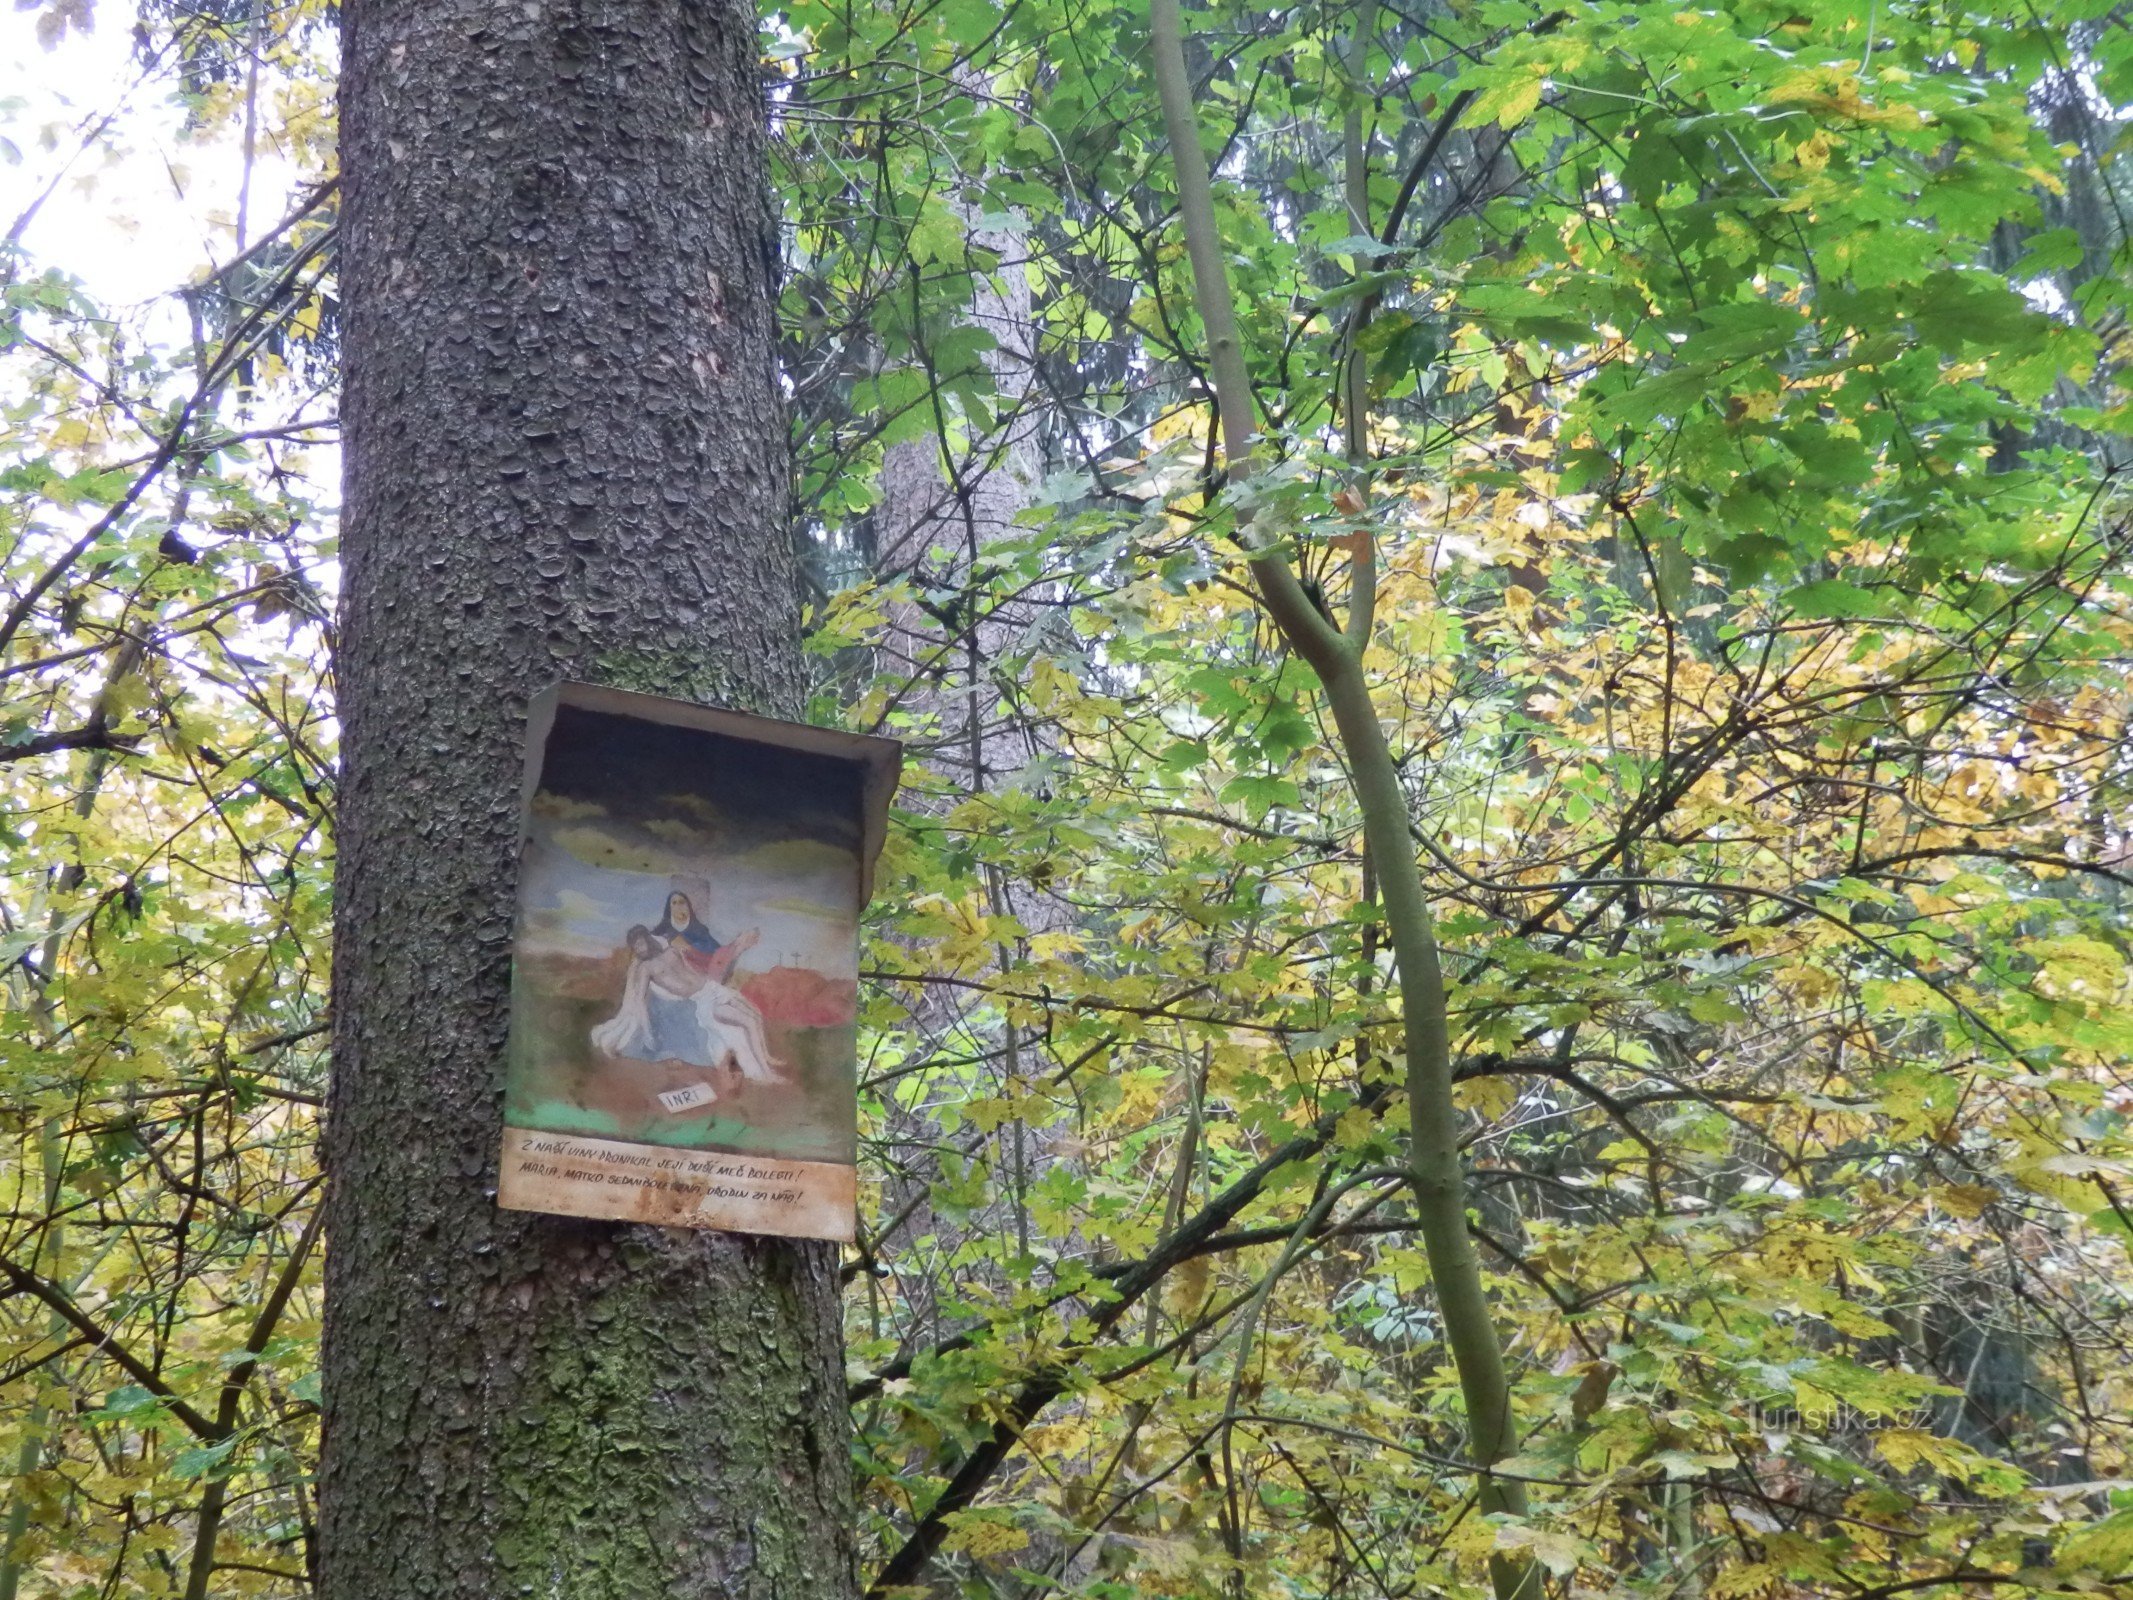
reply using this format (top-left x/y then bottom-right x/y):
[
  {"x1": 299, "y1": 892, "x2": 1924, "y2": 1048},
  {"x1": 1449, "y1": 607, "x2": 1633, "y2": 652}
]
[
  {"x1": 4, "y1": 0, "x2": 2133, "y2": 1595},
  {"x1": 832, "y1": 468, "x2": 2133, "y2": 1596}
]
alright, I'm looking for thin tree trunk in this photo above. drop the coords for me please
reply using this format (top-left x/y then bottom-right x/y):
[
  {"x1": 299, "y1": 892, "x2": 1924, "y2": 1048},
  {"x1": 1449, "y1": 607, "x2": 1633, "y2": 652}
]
[
  {"x1": 874, "y1": 202, "x2": 1044, "y2": 806},
  {"x1": 870, "y1": 188, "x2": 1058, "y2": 1359},
  {"x1": 1146, "y1": 4, "x2": 1534, "y2": 1596},
  {"x1": 323, "y1": 5, "x2": 856, "y2": 1598}
]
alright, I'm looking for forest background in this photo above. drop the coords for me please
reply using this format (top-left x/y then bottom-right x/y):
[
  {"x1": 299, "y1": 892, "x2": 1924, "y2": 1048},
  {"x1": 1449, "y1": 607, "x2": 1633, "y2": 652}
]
[{"x1": 1, "y1": 0, "x2": 2131, "y2": 1596}]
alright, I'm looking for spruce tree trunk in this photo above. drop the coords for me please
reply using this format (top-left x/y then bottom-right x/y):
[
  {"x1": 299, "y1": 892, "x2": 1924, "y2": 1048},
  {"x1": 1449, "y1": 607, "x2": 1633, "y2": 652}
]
[{"x1": 322, "y1": 5, "x2": 856, "y2": 1598}]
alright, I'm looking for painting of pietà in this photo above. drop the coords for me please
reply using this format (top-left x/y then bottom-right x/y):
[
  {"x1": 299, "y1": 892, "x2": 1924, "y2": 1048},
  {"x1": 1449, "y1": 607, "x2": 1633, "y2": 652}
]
[{"x1": 497, "y1": 684, "x2": 898, "y2": 1240}]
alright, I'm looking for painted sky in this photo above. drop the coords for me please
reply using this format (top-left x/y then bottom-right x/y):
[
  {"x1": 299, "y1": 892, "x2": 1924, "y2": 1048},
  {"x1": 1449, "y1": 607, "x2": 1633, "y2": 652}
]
[{"x1": 516, "y1": 705, "x2": 864, "y2": 977}]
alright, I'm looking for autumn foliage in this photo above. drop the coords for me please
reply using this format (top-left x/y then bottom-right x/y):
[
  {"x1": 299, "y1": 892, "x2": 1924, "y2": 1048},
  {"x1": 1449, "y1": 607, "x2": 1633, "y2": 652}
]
[{"x1": 2, "y1": 0, "x2": 2131, "y2": 1595}]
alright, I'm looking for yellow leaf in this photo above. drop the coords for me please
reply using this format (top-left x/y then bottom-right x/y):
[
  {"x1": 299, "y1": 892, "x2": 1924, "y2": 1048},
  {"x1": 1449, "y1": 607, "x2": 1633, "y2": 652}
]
[
  {"x1": 1932, "y1": 1183, "x2": 1996, "y2": 1218},
  {"x1": 1494, "y1": 1522, "x2": 1590, "y2": 1577},
  {"x1": 941, "y1": 1512, "x2": 1029, "y2": 1558},
  {"x1": 1875, "y1": 1428, "x2": 1983, "y2": 1481},
  {"x1": 1710, "y1": 1564, "x2": 1783, "y2": 1600}
]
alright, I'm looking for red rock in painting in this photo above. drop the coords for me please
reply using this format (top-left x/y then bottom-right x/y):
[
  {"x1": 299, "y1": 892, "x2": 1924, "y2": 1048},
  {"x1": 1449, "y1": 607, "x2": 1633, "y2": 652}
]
[{"x1": 740, "y1": 965, "x2": 858, "y2": 1029}]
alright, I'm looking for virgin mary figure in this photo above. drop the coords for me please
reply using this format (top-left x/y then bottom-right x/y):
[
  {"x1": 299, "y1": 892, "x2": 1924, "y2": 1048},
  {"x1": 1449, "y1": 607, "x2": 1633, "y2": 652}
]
[
  {"x1": 645, "y1": 890, "x2": 741, "y2": 1067},
  {"x1": 653, "y1": 890, "x2": 732, "y2": 976}
]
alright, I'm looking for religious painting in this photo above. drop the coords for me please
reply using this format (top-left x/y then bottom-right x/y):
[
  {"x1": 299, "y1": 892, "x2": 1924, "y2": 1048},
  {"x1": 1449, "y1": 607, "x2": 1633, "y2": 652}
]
[{"x1": 496, "y1": 682, "x2": 899, "y2": 1241}]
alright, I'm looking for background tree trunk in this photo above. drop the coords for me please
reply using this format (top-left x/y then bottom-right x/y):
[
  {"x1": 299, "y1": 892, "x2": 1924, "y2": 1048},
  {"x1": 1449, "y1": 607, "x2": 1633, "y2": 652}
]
[
  {"x1": 868, "y1": 201, "x2": 1057, "y2": 1341},
  {"x1": 873, "y1": 206, "x2": 1043, "y2": 799},
  {"x1": 323, "y1": 4, "x2": 856, "y2": 1598}
]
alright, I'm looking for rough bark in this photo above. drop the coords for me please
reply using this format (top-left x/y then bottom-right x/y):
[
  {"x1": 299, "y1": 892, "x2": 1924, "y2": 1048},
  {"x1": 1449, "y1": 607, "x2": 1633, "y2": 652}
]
[{"x1": 323, "y1": 4, "x2": 856, "y2": 1598}]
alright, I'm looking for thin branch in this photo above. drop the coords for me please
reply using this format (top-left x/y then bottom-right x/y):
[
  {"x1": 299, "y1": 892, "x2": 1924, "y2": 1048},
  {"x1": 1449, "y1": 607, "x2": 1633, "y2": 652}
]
[{"x1": 0, "y1": 1258, "x2": 215, "y2": 1438}]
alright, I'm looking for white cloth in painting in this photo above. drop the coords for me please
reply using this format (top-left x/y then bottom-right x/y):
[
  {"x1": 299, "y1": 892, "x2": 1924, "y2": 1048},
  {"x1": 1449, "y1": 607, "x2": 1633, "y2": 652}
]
[{"x1": 591, "y1": 940, "x2": 781, "y2": 1081}]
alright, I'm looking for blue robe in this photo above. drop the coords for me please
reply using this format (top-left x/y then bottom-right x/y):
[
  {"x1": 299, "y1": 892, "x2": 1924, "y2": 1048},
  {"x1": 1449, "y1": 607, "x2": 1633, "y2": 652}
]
[{"x1": 646, "y1": 920, "x2": 722, "y2": 1064}]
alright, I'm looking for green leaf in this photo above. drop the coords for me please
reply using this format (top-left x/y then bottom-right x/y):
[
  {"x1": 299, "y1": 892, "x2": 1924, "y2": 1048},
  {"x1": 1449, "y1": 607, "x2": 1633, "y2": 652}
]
[
  {"x1": 172, "y1": 1438, "x2": 239, "y2": 1481},
  {"x1": 1787, "y1": 580, "x2": 1885, "y2": 619},
  {"x1": 1466, "y1": 70, "x2": 1544, "y2": 130}
]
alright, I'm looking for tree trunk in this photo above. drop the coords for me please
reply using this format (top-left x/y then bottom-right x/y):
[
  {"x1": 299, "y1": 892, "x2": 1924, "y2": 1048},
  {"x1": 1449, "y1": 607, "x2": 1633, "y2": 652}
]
[
  {"x1": 869, "y1": 199, "x2": 1058, "y2": 1344},
  {"x1": 874, "y1": 206, "x2": 1042, "y2": 802},
  {"x1": 323, "y1": 5, "x2": 856, "y2": 1598}
]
